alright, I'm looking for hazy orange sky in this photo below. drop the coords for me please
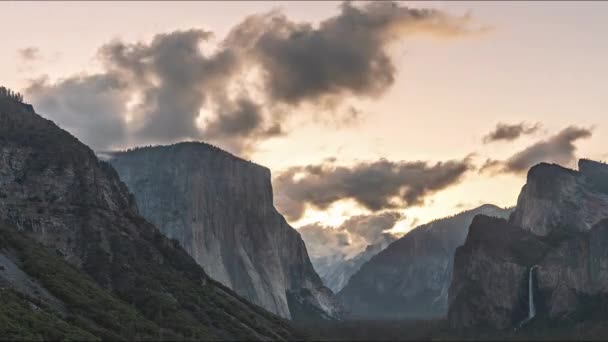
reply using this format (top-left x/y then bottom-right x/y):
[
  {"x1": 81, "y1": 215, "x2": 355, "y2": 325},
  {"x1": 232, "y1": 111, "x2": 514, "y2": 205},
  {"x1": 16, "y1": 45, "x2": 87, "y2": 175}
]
[{"x1": 2, "y1": 1, "x2": 607, "y2": 239}]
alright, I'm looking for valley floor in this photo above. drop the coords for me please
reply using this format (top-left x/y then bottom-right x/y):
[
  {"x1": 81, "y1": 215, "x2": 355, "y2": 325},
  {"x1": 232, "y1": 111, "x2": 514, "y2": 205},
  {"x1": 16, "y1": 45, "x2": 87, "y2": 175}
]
[{"x1": 296, "y1": 319, "x2": 608, "y2": 341}]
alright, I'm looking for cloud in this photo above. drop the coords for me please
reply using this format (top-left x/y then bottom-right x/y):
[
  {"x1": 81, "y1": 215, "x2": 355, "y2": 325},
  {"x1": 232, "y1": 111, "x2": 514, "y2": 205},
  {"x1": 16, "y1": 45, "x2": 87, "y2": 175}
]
[
  {"x1": 97, "y1": 29, "x2": 242, "y2": 145},
  {"x1": 18, "y1": 47, "x2": 41, "y2": 62},
  {"x1": 26, "y1": 30, "x2": 257, "y2": 152},
  {"x1": 200, "y1": 96, "x2": 284, "y2": 154},
  {"x1": 481, "y1": 126, "x2": 592, "y2": 174},
  {"x1": 298, "y1": 223, "x2": 351, "y2": 259},
  {"x1": 225, "y1": 1, "x2": 482, "y2": 107},
  {"x1": 274, "y1": 157, "x2": 474, "y2": 221},
  {"x1": 340, "y1": 211, "x2": 403, "y2": 244},
  {"x1": 25, "y1": 75, "x2": 130, "y2": 150},
  {"x1": 24, "y1": 2, "x2": 482, "y2": 155},
  {"x1": 298, "y1": 211, "x2": 402, "y2": 259},
  {"x1": 482, "y1": 122, "x2": 541, "y2": 143}
]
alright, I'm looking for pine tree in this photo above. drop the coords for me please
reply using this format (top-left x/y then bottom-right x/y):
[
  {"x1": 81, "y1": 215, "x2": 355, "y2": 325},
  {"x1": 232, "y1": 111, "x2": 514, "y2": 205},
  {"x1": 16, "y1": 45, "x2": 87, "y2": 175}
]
[{"x1": 0, "y1": 85, "x2": 25, "y2": 103}]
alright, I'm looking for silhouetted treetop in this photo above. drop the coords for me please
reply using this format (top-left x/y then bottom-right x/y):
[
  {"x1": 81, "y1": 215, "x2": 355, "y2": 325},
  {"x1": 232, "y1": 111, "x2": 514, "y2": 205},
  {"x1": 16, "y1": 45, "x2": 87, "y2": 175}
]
[{"x1": 0, "y1": 86, "x2": 24, "y2": 103}]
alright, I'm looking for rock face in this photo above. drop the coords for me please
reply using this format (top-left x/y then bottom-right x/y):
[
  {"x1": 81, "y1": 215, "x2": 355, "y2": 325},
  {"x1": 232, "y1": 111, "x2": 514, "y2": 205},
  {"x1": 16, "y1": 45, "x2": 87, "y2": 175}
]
[
  {"x1": 338, "y1": 204, "x2": 511, "y2": 319},
  {"x1": 108, "y1": 144, "x2": 340, "y2": 320},
  {"x1": 448, "y1": 216, "x2": 547, "y2": 329},
  {"x1": 510, "y1": 161, "x2": 608, "y2": 236},
  {"x1": 449, "y1": 160, "x2": 608, "y2": 330},
  {"x1": 0, "y1": 96, "x2": 303, "y2": 340},
  {"x1": 312, "y1": 235, "x2": 396, "y2": 293}
]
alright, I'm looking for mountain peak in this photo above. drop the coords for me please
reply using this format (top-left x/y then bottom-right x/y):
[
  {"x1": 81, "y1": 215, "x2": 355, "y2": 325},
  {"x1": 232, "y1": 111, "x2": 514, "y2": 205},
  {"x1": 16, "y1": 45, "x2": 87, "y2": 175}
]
[
  {"x1": 511, "y1": 158, "x2": 608, "y2": 236},
  {"x1": 579, "y1": 158, "x2": 608, "y2": 172},
  {"x1": 527, "y1": 161, "x2": 578, "y2": 182},
  {"x1": 476, "y1": 203, "x2": 501, "y2": 210}
]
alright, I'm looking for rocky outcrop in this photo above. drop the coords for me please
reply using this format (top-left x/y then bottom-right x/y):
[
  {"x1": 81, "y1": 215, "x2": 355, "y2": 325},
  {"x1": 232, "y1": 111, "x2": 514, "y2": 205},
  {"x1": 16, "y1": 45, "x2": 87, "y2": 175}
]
[
  {"x1": 338, "y1": 204, "x2": 511, "y2": 319},
  {"x1": 510, "y1": 160, "x2": 608, "y2": 236},
  {"x1": 449, "y1": 160, "x2": 608, "y2": 330},
  {"x1": 448, "y1": 216, "x2": 548, "y2": 329},
  {"x1": 0, "y1": 96, "x2": 303, "y2": 340},
  {"x1": 108, "y1": 143, "x2": 340, "y2": 320}
]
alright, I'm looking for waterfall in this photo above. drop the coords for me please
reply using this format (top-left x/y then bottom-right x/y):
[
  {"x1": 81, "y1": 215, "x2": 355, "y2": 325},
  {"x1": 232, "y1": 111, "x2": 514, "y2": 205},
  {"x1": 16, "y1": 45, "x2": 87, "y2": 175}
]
[
  {"x1": 528, "y1": 265, "x2": 537, "y2": 320},
  {"x1": 516, "y1": 265, "x2": 538, "y2": 330}
]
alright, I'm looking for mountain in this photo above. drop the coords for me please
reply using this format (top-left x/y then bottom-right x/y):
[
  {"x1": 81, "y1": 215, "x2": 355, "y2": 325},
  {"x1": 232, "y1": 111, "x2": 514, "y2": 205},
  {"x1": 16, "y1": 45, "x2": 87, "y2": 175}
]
[
  {"x1": 511, "y1": 159, "x2": 608, "y2": 236},
  {"x1": 311, "y1": 234, "x2": 396, "y2": 293},
  {"x1": 449, "y1": 160, "x2": 608, "y2": 331},
  {"x1": 0, "y1": 95, "x2": 304, "y2": 340},
  {"x1": 338, "y1": 204, "x2": 512, "y2": 319},
  {"x1": 107, "y1": 143, "x2": 340, "y2": 320}
]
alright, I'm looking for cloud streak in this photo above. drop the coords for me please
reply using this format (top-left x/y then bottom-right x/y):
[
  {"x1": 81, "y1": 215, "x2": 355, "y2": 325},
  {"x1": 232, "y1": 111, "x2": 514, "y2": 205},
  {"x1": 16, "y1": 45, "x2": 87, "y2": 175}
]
[
  {"x1": 18, "y1": 47, "x2": 42, "y2": 62},
  {"x1": 481, "y1": 126, "x2": 592, "y2": 174},
  {"x1": 482, "y1": 122, "x2": 541, "y2": 143},
  {"x1": 274, "y1": 157, "x2": 475, "y2": 221}
]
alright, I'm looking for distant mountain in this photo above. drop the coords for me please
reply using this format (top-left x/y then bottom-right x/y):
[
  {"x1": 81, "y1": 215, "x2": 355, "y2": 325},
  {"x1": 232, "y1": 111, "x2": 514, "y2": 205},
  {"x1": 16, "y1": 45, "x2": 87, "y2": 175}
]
[
  {"x1": 338, "y1": 204, "x2": 512, "y2": 319},
  {"x1": 0, "y1": 95, "x2": 303, "y2": 340},
  {"x1": 449, "y1": 160, "x2": 608, "y2": 331},
  {"x1": 312, "y1": 234, "x2": 397, "y2": 293},
  {"x1": 108, "y1": 143, "x2": 341, "y2": 320}
]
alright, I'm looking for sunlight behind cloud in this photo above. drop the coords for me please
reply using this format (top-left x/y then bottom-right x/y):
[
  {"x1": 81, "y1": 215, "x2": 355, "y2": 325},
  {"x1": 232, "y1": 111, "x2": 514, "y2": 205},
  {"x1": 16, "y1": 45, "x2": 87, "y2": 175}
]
[
  {"x1": 196, "y1": 107, "x2": 213, "y2": 130},
  {"x1": 294, "y1": 199, "x2": 366, "y2": 228}
]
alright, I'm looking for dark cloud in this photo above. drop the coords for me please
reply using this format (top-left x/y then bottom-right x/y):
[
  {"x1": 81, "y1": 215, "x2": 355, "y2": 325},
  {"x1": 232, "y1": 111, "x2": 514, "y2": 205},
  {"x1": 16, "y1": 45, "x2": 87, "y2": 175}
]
[
  {"x1": 26, "y1": 30, "x2": 258, "y2": 152},
  {"x1": 25, "y1": 30, "x2": 275, "y2": 153},
  {"x1": 274, "y1": 157, "x2": 474, "y2": 221},
  {"x1": 481, "y1": 126, "x2": 592, "y2": 174},
  {"x1": 24, "y1": 2, "x2": 481, "y2": 155},
  {"x1": 340, "y1": 211, "x2": 402, "y2": 244},
  {"x1": 482, "y1": 122, "x2": 541, "y2": 143},
  {"x1": 25, "y1": 75, "x2": 129, "y2": 150},
  {"x1": 298, "y1": 223, "x2": 351, "y2": 259},
  {"x1": 201, "y1": 96, "x2": 283, "y2": 154},
  {"x1": 204, "y1": 98, "x2": 262, "y2": 137},
  {"x1": 225, "y1": 1, "x2": 480, "y2": 107},
  {"x1": 97, "y1": 29, "x2": 240, "y2": 145},
  {"x1": 18, "y1": 47, "x2": 41, "y2": 62},
  {"x1": 298, "y1": 211, "x2": 402, "y2": 259}
]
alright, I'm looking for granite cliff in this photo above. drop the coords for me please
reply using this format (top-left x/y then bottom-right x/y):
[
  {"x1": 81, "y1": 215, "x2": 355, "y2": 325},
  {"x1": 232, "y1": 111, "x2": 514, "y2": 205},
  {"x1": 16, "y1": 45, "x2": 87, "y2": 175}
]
[
  {"x1": 511, "y1": 160, "x2": 608, "y2": 236},
  {"x1": 338, "y1": 204, "x2": 511, "y2": 319},
  {"x1": 449, "y1": 160, "x2": 608, "y2": 331},
  {"x1": 0, "y1": 95, "x2": 304, "y2": 340},
  {"x1": 108, "y1": 144, "x2": 340, "y2": 320}
]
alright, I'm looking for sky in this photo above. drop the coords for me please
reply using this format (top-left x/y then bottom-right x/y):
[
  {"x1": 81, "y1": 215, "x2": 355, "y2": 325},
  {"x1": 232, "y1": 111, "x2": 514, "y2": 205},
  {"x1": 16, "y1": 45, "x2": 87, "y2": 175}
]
[{"x1": 2, "y1": 1, "x2": 607, "y2": 258}]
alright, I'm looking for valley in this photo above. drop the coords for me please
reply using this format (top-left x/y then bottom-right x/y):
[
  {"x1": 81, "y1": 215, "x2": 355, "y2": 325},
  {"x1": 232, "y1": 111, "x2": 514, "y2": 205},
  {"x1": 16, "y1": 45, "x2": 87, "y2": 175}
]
[{"x1": 1, "y1": 2, "x2": 607, "y2": 340}]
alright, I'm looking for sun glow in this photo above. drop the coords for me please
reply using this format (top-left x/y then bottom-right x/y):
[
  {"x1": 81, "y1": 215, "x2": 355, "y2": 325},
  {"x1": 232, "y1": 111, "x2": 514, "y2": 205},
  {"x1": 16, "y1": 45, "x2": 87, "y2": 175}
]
[
  {"x1": 196, "y1": 107, "x2": 214, "y2": 130},
  {"x1": 293, "y1": 199, "x2": 368, "y2": 228}
]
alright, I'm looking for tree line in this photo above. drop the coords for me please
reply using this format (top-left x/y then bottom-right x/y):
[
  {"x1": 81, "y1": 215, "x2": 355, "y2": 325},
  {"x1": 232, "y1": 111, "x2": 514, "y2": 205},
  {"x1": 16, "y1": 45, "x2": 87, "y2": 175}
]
[{"x1": 0, "y1": 86, "x2": 24, "y2": 103}]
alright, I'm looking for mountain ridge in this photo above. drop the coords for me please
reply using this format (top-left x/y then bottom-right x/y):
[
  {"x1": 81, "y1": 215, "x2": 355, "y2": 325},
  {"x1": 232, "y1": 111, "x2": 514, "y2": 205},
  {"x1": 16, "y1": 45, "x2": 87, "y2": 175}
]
[
  {"x1": 0, "y1": 95, "x2": 305, "y2": 340},
  {"x1": 338, "y1": 204, "x2": 512, "y2": 319}
]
